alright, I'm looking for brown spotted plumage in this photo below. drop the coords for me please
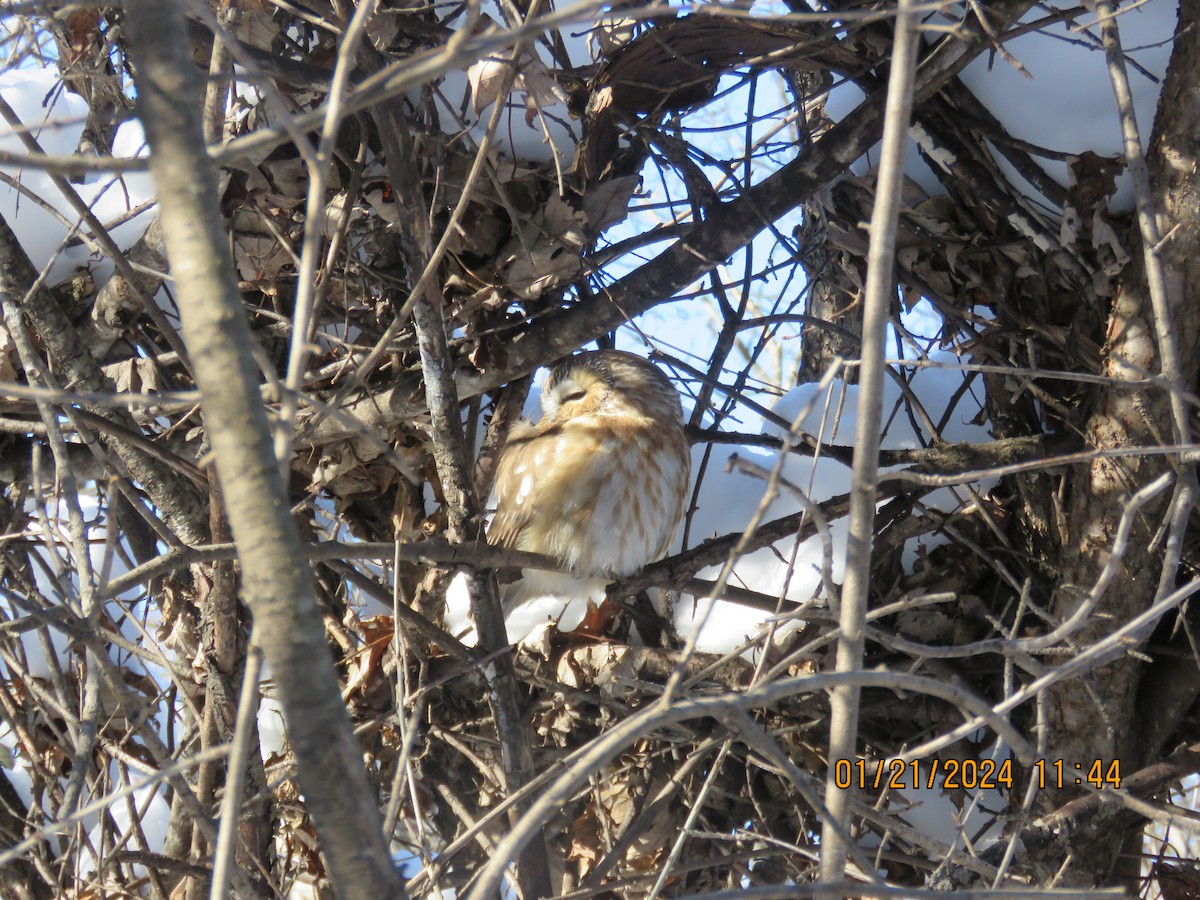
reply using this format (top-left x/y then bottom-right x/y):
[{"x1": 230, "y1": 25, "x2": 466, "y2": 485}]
[{"x1": 490, "y1": 350, "x2": 691, "y2": 616}]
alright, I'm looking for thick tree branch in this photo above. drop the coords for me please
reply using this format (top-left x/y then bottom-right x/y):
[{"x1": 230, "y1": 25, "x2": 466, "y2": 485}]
[
  {"x1": 0, "y1": 216, "x2": 207, "y2": 545},
  {"x1": 120, "y1": 3, "x2": 405, "y2": 897}
]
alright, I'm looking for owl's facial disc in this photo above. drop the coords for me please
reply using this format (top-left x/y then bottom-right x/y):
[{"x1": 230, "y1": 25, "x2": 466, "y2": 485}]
[{"x1": 542, "y1": 368, "x2": 607, "y2": 421}]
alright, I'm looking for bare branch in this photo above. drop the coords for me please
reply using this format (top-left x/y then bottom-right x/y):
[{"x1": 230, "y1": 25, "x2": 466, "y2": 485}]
[{"x1": 120, "y1": 2, "x2": 404, "y2": 896}]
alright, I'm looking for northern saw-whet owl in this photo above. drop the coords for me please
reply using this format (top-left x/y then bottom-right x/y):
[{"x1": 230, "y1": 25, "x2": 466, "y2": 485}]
[{"x1": 489, "y1": 350, "x2": 691, "y2": 621}]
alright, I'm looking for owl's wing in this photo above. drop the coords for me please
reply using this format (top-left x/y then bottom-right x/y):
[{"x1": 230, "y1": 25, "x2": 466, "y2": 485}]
[{"x1": 488, "y1": 421, "x2": 541, "y2": 550}]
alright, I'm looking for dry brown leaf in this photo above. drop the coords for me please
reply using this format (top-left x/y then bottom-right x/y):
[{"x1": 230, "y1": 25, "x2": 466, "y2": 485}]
[
  {"x1": 469, "y1": 54, "x2": 567, "y2": 116},
  {"x1": 517, "y1": 621, "x2": 556, "y2": 659},
  {"x1": 532, "y1": 690, "x2": 581, "y2": 743},
  {"x1": 590, "y1": 15, "x2": 637, "y2": 56},
  {"x1": 262, "y1": 157, "x2": 313, "y2": 210},
  {"x1": 110, "y1": 357, "x2": 160, "y2": 396},
  {"x1": 447, "y1": 206, "x2": 508, "y2": 258},
  {"x1": 343, "y1": 615, "x2": 394, "y2": 699},
  {"x1": 232, "y1": 222, "x2": 295, "y2": 284},
  {"x1": 502, "y1": 195, "x2": 586, "y2": 299},
  {"x1": 467, "y1": 55, "x2": 512, "y2": 115},
  {"x1": 582, "y1": 175, "x2": 640, "y2": 235},
  {"x1": 235, "y1": 0, "x2": 279, "y2": 51},
  {"x1": 306, "y1": 439, "x2": 396, "y2": 497},
  {"x1": 0, "y1": 324, "x2": 18, "y2": 382},
  {"x1": 568, "y1": 807, "x2": 603, "y2": 876},
  {"x1": 517, "y1": 59, "x2": 569, "y2": 111},
  {"x1": 63, "y1": 8, "x2": 102, "y2": 59},
  {"x1": 365, "y1": 7, "x2": 401, "y2": 51}
]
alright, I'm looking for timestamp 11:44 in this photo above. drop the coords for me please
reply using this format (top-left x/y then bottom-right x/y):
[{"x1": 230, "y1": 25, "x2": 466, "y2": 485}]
[
  {"x1": 832, "y1": 758, "x2": 1122, "y2": 791},
  {"x1": 1034, "y1": 758, "x2": 1122, "y2": 790}
]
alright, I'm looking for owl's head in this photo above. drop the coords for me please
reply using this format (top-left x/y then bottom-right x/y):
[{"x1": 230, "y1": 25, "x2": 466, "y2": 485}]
[{"x1": 538, "y1": 350, "x2": 684, "y2": 425}]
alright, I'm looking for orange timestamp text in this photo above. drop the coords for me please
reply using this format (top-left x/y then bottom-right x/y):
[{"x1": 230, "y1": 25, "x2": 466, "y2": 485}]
[
  {"x1": 1032, "y1": 758, "x2": 1121, "y2": 790},
  {"x1": 832, "y1": 758, "x2": 1123, "y2": 791},
  {"x1": 833, "y1": 758, "x2": 1013, "y2": 791}
]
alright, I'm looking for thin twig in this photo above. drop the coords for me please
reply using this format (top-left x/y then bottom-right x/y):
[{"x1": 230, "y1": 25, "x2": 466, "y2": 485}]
[
  {"x1": 275, "y1": 0, "x2": 378, "y2": 468},
  {"x1": 208, "y1": 639, "x2": 264, "y2": 900},
  {"x1": 819, "y1": 0, "x2": 920, "y2": 880}
]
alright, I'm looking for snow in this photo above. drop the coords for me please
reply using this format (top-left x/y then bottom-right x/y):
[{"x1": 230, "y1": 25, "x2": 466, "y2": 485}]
[
  {"x1": 259, "y1": 695, "x2": 289, "y2": 760},
  {"x1": 825, "y1": 1, "x2": 1179, "y2": 210},
  {"x1": 766, "y1": 363, "x2": 988, "y2": 449},
  {"x1": 672, "y1": 359, "x2": 990, "y2": 654},
  {"x1": 957, "y1": 0, "x2": 1177, "y2": 211},
  {"x1": 81, "y1": 781, "x2": 171, "y2": 880},
  {"x1": 885, "y1": 778, "x2": 1005, "y2": 853},
  {"x1": 0, "y1": 68, "x2": 156, "y2": 284}
]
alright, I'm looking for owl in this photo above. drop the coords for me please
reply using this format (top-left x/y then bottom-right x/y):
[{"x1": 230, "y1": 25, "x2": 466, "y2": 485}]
[{"x1": 489, "y1": 350, "x2": 691, "y2": 625}]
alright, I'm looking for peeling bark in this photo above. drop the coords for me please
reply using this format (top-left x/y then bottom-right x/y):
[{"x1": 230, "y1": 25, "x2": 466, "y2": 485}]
[{"x1": 1027, "y1": 3, "x2": 1200, "y2": 883}]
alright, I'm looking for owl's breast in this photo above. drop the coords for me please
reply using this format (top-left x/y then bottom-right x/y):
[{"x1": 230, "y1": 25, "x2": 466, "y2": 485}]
[
  {"x1": 574, "y1": 426, "x2": 690, "y2": 576},
  {"x1": 499, "y1": 417, "x2": 690, "y2": 578}
]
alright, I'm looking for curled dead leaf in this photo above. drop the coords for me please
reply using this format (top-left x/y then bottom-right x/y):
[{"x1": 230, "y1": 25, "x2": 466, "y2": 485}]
[
  {"x1": 467, "y1": 55, "x2": 511, "y2": 115},
  {"x1": 581, "y1": 175, "x2": 640, "y2": 236},
  {"x1": 502, "y1": 195, "x2": 586, "y2": 299}
]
